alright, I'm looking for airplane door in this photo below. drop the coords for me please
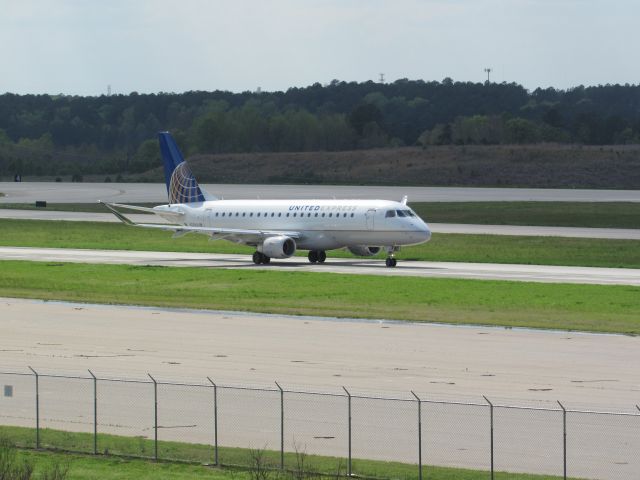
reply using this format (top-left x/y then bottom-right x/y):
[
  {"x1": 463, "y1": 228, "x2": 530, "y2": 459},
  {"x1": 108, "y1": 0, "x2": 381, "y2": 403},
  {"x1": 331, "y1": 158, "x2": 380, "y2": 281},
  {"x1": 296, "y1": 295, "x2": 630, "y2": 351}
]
[{"x1": 365, "y1": 208, "x2": 376, "y2": 230}]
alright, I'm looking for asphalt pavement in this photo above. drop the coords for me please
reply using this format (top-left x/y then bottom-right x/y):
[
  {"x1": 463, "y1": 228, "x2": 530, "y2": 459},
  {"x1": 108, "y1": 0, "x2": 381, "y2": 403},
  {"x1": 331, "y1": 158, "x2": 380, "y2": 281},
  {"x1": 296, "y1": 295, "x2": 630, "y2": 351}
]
[
  {"x1": 2, "y1": 182, "x2": 639, "y2": 203},
  {"x1": 1, "y1": 246, "x2": 638, "y2": 285}
]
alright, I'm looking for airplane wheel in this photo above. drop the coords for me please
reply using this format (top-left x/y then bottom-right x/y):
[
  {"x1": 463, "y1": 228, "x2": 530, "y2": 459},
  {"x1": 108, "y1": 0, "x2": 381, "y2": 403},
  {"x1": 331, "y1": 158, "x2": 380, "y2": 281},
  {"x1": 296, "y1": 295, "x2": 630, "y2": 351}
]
[
  {"x1": 385, "y1": 257, "x2": 397, "y2": 268},
  {"x1": 317, "y1": 251, "x2": 326, "y2": 263},
  {"x1": 308, "y1": 251, "x2": 318, "y2": 263},
  {"x1": 262, "y1": 255, "x2": 271, "y2": 264},
  {"x1": 253, "y1": 252, "x2": 263, "y2": 265}
]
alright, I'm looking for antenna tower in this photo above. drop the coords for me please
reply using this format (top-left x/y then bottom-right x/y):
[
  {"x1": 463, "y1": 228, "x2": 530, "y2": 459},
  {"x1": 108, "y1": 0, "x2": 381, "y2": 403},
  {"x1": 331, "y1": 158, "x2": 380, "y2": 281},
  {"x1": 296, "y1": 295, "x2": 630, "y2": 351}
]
[{"x1": 483, "y1": 68, "x2": 492, "y2": 83}]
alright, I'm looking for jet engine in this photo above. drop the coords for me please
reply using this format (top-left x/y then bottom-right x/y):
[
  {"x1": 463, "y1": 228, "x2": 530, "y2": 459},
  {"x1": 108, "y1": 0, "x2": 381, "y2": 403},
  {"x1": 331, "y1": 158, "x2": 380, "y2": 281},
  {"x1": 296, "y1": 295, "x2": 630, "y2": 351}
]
[
  {"x1": 261, "y1": 236, "x2": 297, "y2": 259},
  {"x1": 347, "y1": 246, "x2": 382, "y2": 257}
]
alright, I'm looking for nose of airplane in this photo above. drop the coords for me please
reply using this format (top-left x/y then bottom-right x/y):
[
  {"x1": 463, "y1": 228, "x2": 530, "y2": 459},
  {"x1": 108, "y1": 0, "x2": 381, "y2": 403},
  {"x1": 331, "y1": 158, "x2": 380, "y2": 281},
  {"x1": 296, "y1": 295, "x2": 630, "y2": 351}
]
[{"x1": 422, "y1": 223, "x2": 432, "y2": 242}]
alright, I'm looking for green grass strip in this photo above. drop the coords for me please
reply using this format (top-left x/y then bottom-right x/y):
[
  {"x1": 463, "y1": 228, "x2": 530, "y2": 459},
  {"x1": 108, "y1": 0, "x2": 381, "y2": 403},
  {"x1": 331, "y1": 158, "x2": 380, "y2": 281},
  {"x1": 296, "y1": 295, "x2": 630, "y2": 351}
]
[
  {"x1": 3, "y1": 201, "x2": 640, "y2": 229},
  {"x1": 2, "y1": 426, "x2": 575, "y2": 480},
  {"x1": 411, "y1": 202, "x2": 640, "y2": 229},
  {"x1": 0, "y1": 260, "x2": 638, "y2": 334},
  {"x1": 1, "y1": 219, "x2": 639, "y2": 268}
]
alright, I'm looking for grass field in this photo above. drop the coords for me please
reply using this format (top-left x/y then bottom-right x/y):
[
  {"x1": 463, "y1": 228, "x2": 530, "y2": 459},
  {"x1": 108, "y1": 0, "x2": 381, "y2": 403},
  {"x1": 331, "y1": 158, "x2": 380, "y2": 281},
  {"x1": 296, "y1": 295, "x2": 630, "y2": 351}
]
[
  {"x1": 1, "y1": 219, "x2": 639, "y2": 268},
  {"x1": 1, "y1": 426, "x2": 572, "y2": 480},
  {"x1": 0, "y1": 260, "x2": 638, "y2": 333},
  {"x1": 2, "y1": 201, "x2": 640, "y2": 228},
  {"x1": 412, "y1": 202, "x2": 640, "y2": 228}
]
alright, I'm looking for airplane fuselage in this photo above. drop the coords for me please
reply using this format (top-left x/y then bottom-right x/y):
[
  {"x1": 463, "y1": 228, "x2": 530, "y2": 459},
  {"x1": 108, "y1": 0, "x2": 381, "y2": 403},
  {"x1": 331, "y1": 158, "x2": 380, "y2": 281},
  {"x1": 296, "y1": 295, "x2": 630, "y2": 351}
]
[{"x1": 154, "y1": 199, "x2": 431, "y2": 251}]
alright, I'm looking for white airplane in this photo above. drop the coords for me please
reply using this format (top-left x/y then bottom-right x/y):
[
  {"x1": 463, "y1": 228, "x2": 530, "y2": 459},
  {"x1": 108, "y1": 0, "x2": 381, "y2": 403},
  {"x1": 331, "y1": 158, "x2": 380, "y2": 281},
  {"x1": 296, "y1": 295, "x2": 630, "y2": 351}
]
[{"x1": 103, "y1": 132, "x2": 431, "y2": 267}]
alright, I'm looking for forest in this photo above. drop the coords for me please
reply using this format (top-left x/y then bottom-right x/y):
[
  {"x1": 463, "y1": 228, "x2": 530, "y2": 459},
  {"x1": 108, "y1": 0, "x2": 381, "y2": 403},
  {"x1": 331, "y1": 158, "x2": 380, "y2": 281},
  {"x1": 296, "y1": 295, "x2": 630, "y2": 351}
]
[{"x1": 1, "y1": 78, "x2": 639, "y2": 178}]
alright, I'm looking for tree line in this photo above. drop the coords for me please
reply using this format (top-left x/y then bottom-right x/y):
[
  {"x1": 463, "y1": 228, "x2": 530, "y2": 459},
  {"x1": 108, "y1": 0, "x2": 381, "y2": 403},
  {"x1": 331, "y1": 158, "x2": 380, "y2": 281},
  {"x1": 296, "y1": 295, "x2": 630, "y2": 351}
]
[{"x1": 1, "y1": 79, "x2": 640, "y2": 177}]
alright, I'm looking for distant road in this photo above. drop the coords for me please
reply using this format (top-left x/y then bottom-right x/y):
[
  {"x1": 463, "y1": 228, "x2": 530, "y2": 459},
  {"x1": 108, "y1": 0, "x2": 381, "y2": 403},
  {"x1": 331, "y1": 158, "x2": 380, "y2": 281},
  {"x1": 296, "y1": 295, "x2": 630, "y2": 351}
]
[
  {"x1": 1, "y1": 247, "x2": 638, "y2": 285},
  {"x1": 1, "y1": 182, "x2": 640, "y2": 203},
  {"x1": 1, "y1": 209, "x2": 639, "y2": 239}
]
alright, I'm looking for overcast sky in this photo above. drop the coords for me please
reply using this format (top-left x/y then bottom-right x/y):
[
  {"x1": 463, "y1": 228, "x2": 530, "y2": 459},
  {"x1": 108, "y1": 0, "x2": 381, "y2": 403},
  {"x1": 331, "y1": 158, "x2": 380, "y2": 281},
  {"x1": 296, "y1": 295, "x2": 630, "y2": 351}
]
[{"x1": 1, "y1": 0, "x2": 638, "y2": 96}]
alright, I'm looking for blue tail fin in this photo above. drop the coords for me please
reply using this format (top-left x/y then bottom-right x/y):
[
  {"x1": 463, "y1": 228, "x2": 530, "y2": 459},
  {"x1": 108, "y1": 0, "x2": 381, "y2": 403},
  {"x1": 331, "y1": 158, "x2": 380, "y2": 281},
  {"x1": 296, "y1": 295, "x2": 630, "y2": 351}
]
[{"x1": 158, "y1": 132, "x2": 207, "y2": 204}]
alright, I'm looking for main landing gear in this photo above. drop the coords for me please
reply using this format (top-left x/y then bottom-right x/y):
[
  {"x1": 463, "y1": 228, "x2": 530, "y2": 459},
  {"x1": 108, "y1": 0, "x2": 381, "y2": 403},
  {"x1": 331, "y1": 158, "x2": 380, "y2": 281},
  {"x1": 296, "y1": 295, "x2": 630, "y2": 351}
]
[
  {"x1": 308, "y1": 250, "x2": 326, "y2": 264},
  {"x1": 252, "y1": 251, "x2": 271, "y2": 265}
]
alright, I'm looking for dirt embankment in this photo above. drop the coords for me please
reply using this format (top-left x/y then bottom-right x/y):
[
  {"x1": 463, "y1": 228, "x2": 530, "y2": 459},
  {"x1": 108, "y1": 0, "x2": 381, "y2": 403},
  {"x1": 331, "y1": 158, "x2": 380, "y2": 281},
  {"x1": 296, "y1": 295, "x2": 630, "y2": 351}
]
[{"x1": 147, "y1": 144, "x2": 640, "y2": 188}]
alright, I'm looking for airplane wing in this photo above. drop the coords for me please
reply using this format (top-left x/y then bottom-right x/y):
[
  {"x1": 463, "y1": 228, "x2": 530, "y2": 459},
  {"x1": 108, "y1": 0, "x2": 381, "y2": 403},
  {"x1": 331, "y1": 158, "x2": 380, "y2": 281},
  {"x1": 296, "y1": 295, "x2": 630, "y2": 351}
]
[{"x1": 101, "y1": 202, "x2": 302, "y2": 239}]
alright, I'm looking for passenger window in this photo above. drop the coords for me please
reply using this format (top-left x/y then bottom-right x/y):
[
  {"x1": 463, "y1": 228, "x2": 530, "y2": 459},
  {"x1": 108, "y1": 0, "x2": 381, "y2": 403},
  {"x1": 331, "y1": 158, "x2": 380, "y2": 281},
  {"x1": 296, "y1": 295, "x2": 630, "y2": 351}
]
[
  {"x1": 286, "y1": 213, "x2": 290, "y2": 217},
  {"x1": 242, "y1": 212, "x2": 246, "y2": 217},
  {"x1": 293, "y1": 213, "x2": 297, "y2": 217},
  {"x1": 271, "y1": 213, "x2": 274, "y2": 217},
  {"x1": 314, "y1": 213, "x2": 318, "y2": 217},
  {"x1": 329, "y1": 213, "x2": 332, "y2": 217},
  {"x1": 278, "y1": 213, "x2": 282, "y2": 217},
  {"x1": 308, "y1": 213, "x2": 311, "y2": 217},
  {"x1": 350, "y1": 213, "x2": 354, "y2": 217},
  {"x1": 322, "y1": 213, "x2": 325, "y2": 217},
  {"x1": 222, "y1": 212, "x2": 225, "y2": 217},
  {"x1": 250, "y1": 212, "x2": 253, "y2": 217},
  {"x1": 386, "y1": 210, "x2": 396, "y2": 218},
  {"x1": 215, "y1": 212, "x2": 219, "y2": 217},
  {"x1": 343, "y1": 213, "x2": 347, "y2": 218},
  {"x1": 257, "y1": 213, "x2": 260, "y2": 217},
  {"x1": 235, "y1": 212, "x2": 239, "y2": 216}
]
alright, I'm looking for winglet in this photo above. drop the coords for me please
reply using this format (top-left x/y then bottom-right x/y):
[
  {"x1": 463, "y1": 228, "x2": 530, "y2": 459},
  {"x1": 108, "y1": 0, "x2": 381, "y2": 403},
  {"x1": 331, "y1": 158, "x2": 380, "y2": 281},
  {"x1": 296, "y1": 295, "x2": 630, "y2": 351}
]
[{"x1": 401, "y1": 195, "x2": 408, "y2": 205}]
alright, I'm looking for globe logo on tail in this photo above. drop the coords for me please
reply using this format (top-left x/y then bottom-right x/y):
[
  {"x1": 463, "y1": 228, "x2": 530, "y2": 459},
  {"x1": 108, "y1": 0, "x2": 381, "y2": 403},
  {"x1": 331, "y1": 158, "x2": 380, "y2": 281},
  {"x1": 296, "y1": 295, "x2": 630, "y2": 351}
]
[{"x1": 168, "y1": 162, "x2": 204, "y2": 204}]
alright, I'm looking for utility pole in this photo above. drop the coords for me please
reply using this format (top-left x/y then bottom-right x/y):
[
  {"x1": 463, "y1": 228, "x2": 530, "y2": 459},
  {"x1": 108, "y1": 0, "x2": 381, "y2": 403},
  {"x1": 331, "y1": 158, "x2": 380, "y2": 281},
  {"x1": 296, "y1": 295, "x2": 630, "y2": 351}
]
[
  {"x1": 484, "y1": 68, "x2": 492, "y2": 83},
  {"x1": 379, "y1": 72, "x2": 385, "y2": 83}
]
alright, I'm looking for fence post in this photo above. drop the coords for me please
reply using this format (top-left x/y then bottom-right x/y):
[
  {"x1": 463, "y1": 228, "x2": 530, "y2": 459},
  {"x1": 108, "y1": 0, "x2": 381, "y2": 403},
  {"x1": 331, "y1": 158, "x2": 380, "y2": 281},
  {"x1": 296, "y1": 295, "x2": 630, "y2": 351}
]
[
  {"x1": 28, "y1": 366, "x2": 40, "y2": 449},
  {"x1": 148, "y1": 374, "x2": 158, "y2": 461},
  {"x1": 88, "y1": 370, "x2": 97, "y2": 455},
  {"x1": 276, "y1": 381, "x2": 284, "y2": 470},
  {"x1": 558, "y1": 401, "x2": 567, "y2": 480},
  {"x1": 207, "y1": 377, "x2": 219, "y2": 466},
  {"x1": 342, "y1": 386, "x2": 352, "y2": 476},
  {"x1": 483, "y1": 396, "x2": 494, "y2": 480},
  {"x1": 411, "y1": 391, "x2": 422, "y2": 480}
]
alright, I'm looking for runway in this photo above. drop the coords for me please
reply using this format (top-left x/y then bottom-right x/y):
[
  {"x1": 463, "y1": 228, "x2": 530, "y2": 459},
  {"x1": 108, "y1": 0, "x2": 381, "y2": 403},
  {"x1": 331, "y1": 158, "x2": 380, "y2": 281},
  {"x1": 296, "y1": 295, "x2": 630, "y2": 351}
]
[
  {"x1": 1, "y1": 298, "x2": 639, "y2": 479},
  {"x1": 2, "y1": 209, "x2": 640, "y2": 239},
  {"x1": 1, "y1": 246, "x2": 638, "y2": 285},
  {"x1": 2, "y1": 182, "x2": 640, "y2": 203},
  {"x1": 2, "y1": 297, "x2": 639, "y2": 408}
]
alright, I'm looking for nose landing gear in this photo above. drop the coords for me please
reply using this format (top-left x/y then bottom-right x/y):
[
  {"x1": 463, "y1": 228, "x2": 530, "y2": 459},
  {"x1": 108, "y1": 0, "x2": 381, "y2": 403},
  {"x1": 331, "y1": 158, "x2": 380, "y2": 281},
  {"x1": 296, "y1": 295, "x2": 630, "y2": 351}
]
[
  {"x1": 385, "y1": 246, "x2": 399, "y2": 268},
  {"x1": 308, "y1": 250, "x2": 327, "y2": 263}
]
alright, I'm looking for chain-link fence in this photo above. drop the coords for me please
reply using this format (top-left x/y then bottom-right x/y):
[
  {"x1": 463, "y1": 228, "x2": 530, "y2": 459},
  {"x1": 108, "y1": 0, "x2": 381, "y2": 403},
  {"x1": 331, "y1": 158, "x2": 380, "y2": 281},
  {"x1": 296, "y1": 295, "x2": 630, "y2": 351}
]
[{"x1": 1, "y1": 368, "x2": 639, "y2": 480}]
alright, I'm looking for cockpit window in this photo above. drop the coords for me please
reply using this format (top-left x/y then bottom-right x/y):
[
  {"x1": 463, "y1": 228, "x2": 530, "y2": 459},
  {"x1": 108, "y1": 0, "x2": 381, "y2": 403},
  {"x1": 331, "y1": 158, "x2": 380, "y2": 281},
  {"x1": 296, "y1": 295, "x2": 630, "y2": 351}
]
[
  {"x1": 395, "y1": 209, "x2": 415, "y2": 217},
  {"x1": 385, "y1": 210, "x2": 396, "y2": 218}
]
